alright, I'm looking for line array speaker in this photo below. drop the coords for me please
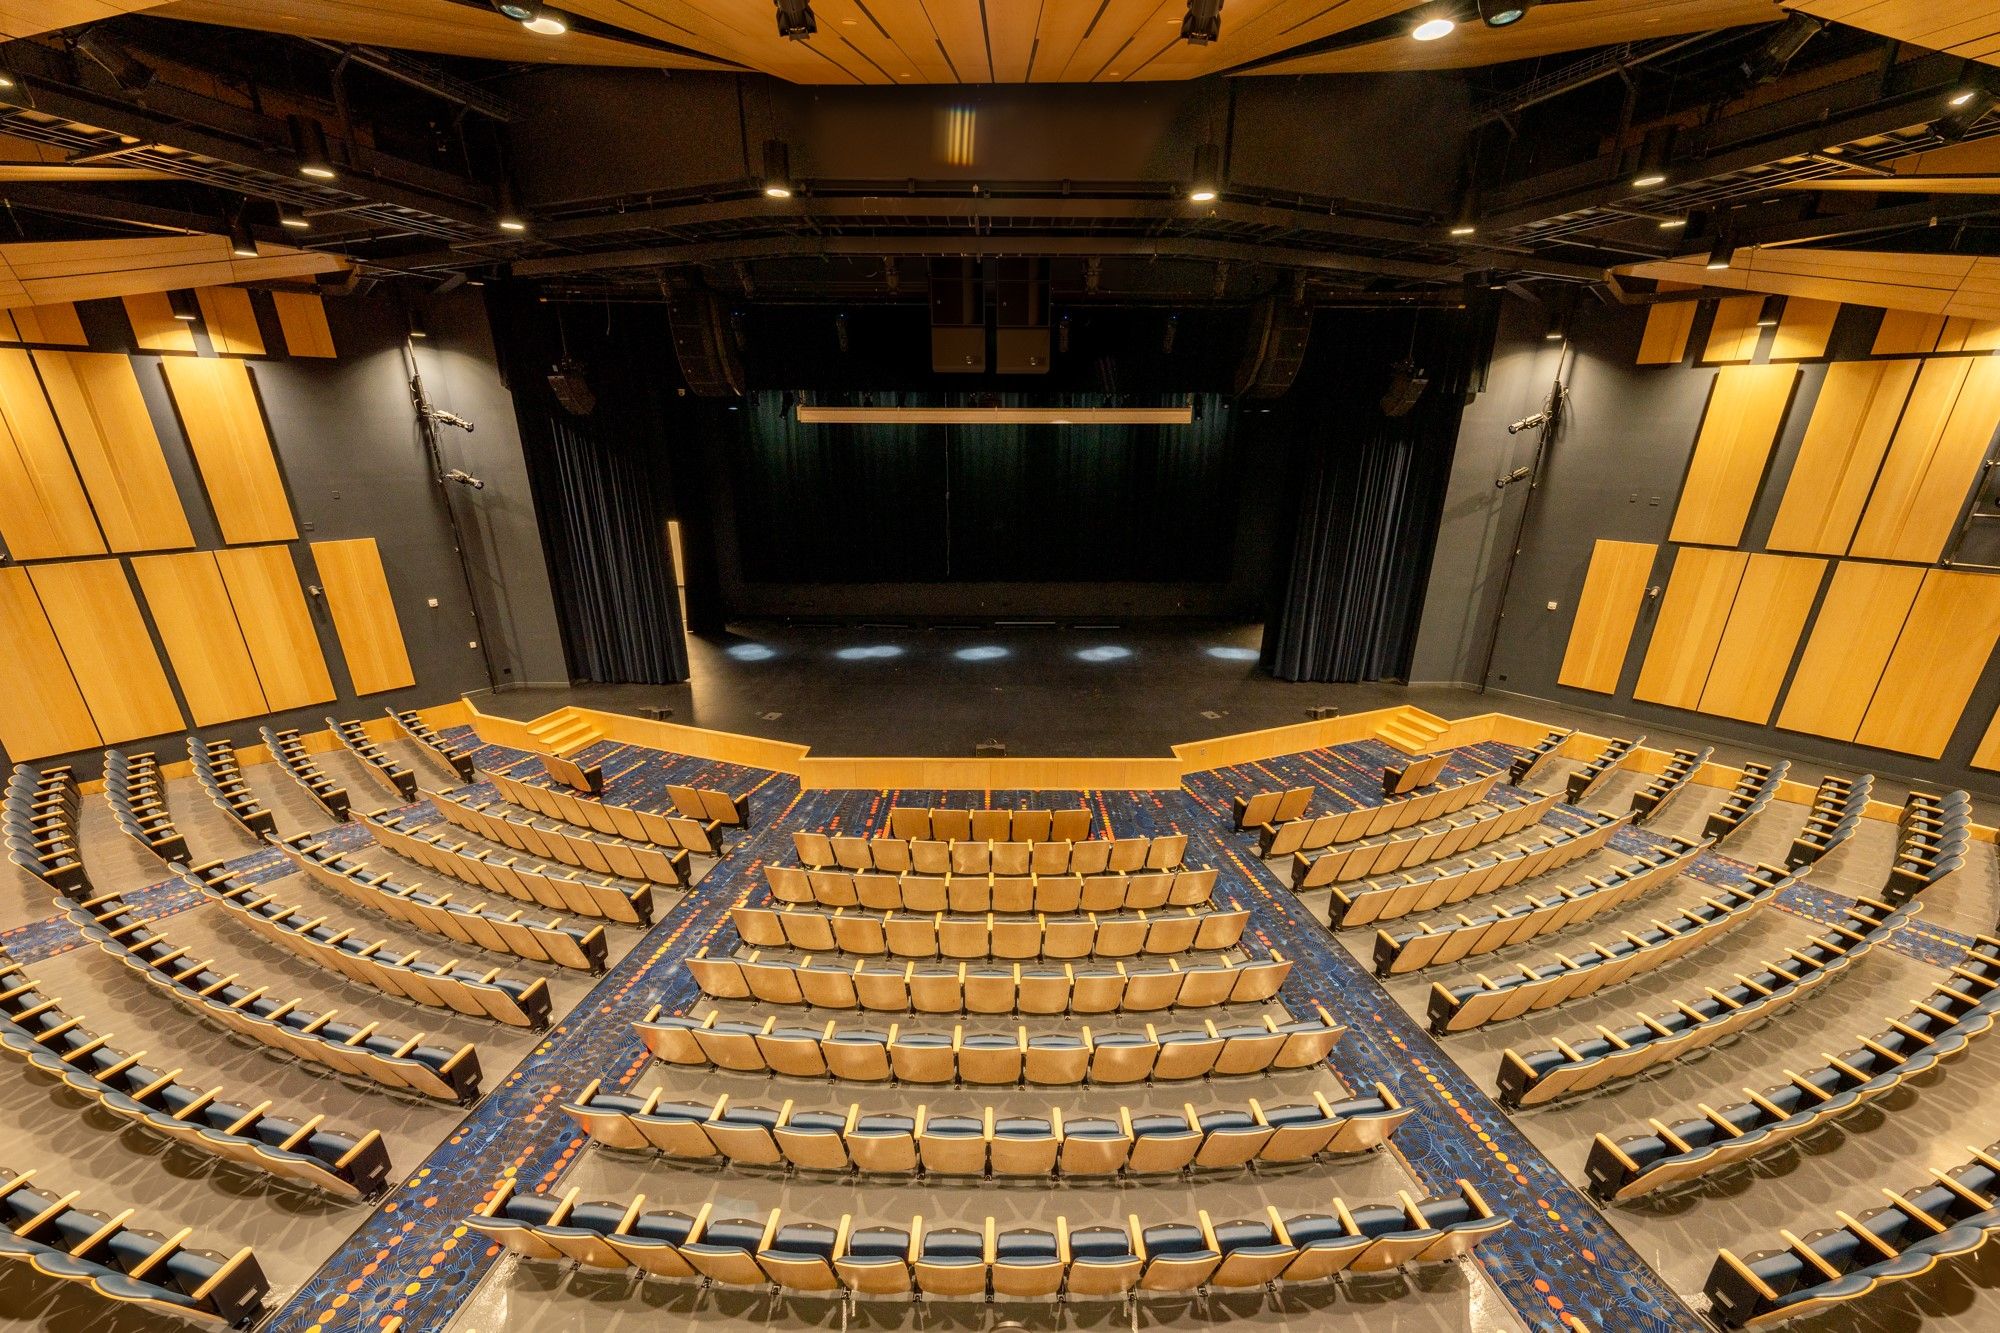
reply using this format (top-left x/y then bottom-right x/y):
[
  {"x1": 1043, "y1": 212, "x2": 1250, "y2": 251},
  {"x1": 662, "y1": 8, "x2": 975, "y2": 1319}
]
[
  {"x1": 667, "y1": 289, "x2": 745, "y2": 397},
  {"x1": 1233, "y1": 296, "x2": 1313, "y2": 399}
]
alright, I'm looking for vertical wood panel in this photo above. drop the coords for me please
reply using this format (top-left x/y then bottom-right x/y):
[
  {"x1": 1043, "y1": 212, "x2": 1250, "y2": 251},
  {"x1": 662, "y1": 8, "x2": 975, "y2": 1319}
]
[
  {"x1": 1696, "y1": 553, "x2": 1826, "y2": 724},
  {"x1": 1636, "y1": 303, "x2": 1696, "y2": 365},
  {"x1": 1855, "y1": 570, "x2": 2000, "y2": 758},
  {"x1": 272, "y1": 291, "x2": 336, "y2": 358},
  {"x1": 33, "y1": 350, "x2": 193, "y2": 553},
  {"x1": 1849, "y1": 357, "x2": 2000, "y2": 563},
  {"x1": 1766, "y1": 359, "x2": 1920, "y2": 555},
  {"x1": 193, "y1": 286, "x2": 267, "y2": 356},
  {"x1": 1701, "y1": 296, "x2": 1765, "y2": 363},
  {"x1": 0, "y1": 566, "x2": 100, "y2": 759},
  {"x1": 131, "y1": 551, "x2": 269, "y2": 726},
  {"x1": 1775, "y1": 561, "x2": 1925, "y2": 741},
  {"x1": 311, "y1": 537, "x2": 415, "y2": 695},
  {"x1": 213, "y1": 544, "x2": 335, "y2": 711},
  {"x1": 2, "y1": 304, "x2": 88, "y2": 346},
  {"x1": 1633, "y1": 547, "x2": 1749, "y2": 709},
  {"x1": 121, "y1": 291, "x2": 197, "y2": 352},
  {"x1": 1668, "y1": 363, "x2": 1799, "y2": 547},
  {"x1": 1873, "y1": 308, "x2": 1946, "y2": 355},
  {"x1": 1938, "y1": 317, "x2": 2000, "y2": 352},
  {"x1": 1556, "y1": 539, "x2": 1656, "y2": 693},
  {"x1": 0, "y1": 347, "x2": 104, "y2": 560},
  {"x1": 1769, "y1": 298, "x2": 1840, "y2": 360},
  {"x1": 28, "y1": 558, "x2": 185, "y2": 744},
  {"x1": 1972, "y1": 702, "x2": 2000, "y2": 772},
  {"x1": 160, "y1": 357, "x2": 296, "y2": 544}
]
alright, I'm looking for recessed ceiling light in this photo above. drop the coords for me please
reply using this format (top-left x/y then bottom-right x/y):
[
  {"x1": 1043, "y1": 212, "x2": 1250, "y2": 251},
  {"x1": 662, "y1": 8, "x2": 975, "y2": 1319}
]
[
  {"x1": 1658, "y1": 216, "x2": 1687, "y2": 229},
  {"x1": 1450, "y1": 223, "x2": 1477, "y2": 236},
  {"x1": 1950, "y1": 89, "x2": 1977, "y2": 107},
  {"x1": 1188, "y1": 188, "x2": 1216, "y2": 202},
  {"x1": 1632, "y1": 171, "x2": 1667, "y2": 188},
  {"x1": 524, "y1": 14, "x2": 567, "y2": 34},
  {"x1": 1412, "y1": 18, "x2": 1455, "y2": 41}
]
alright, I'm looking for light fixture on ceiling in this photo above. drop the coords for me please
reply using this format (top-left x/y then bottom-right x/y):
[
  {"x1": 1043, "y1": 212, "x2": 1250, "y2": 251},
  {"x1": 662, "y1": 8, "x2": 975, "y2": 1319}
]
[
  {"x1": 1940, "y1": 70, "x2": 2000, "y2": 140},
  {"x1": 1631, "y1": 123, "x2": 1675, "y2": 188},
  {"x1": 1448, "y1": 194, "x2": 1478, "y2": 236},
  {"x1": 407, "y1": 307, "x2": 427, "y2": 340},
  {"x1": 289, "y1": 115, "x2": 336, "y2": 179},
  {"x1": 775, "y1": 0, "x2": 817, "y2": 39},
  {"x1": 1754, "y1": 295, "x2": 1781, "y2": 328},
  {"x1": 229, "y1": 209, "x2": 259, "y2": 259},
  {"x1": 1739, "y1": 13, "x2": 1822, "y2": 86},
  {"x1": 1658, "y1": 216, "x2": 1687, "y2": 230},
  {"x1": 1188, "y1": 143, "x2": 1220, "y2": 202},
  {"x1": 1450, "y1": 222, "x2": 1477, "y2": 236},
  {"x1": 762, "y1": 139, "x2": 794, "y2": 198},
  {"x1": 493, "y1": 2, "x2": 567, "y2": 33},
  {"x1": 1706, "y1": 228, "x2": 1737, "y2": 271},
  {"x1": 0, "y1": 73, "x2": 15, "y2": 90},
  {"x1": 1477, "y1": 0, "x2": 1533, "y2": 26},
  {"x1": 1412, "y1": 15, "x2": 1456, "y2": 41},
  {"x1": 1181, "y1": 0, "x2": 1223, "y2": 45},
  {"x1": 278, "y1": 204, "x2": 310, "y2": 230},
  {"x1": 496, "y1": 178, "x2": 528, "y2": 232},
  {"x1": 168, "y1": 290, "x2": 200, "y2": 322}
]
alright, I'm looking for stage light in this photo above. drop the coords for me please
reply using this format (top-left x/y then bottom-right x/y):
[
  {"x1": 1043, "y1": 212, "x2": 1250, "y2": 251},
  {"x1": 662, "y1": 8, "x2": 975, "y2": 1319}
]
[
  {"x1": 1477, "y1": 0, "x2": 1532, "y2": 25},
  {"x1": 1076, "y1": 645, "x2": 1132, "y2": 662},
  {"x1": 1180, "y1": 0, "x2": 1222, "y2": 45},
  {"x1": 278, "y1": 204, "x2": 310, "y2": 230},
  {"x1": 1658, "y1": 216, "x2": 1687, "y2": 230},
  {"x1": 1739, "y1": 14, "x2": 1821, "y2": 86},
  {"x1": 1939, "y1": 71, "x2": 2000, "y2": 140},
  {"x1": 0, "y1": 74, "x2": 14, "y2": 90},
  {"x1": 1412, "y1": 16, "x2": 1455, "y2": 42},
  {"x1": 762, "y1": 140, "x2": 794, "y2": 198},
  {"x1": 229, "y1": 210, "x2": 259, "y2": 259},
  {"x1": 955, "y1": 645, "x2": 1010, "y2": 662},
  {"x1": 775, "y1": 0, "x2": 817, "y2": 39},
  {"x1": 1205, "y1": 645, "x2": 1259, "y2": 661},
  {"x1": 836, "y1": 645, "x2": 904, "y2": 660},
  {"x1": 1449, "y1": 222, "x2": 1476, "y2": 237},
  {"x1": 1706, "y1": 230, "x2": 1736, "y2": 271},
  {"x1": 1188, "y1": 143, "x2": 1220, "y2": 202},
  {"x1": 496, "y1": 179, "x2": 528, "y2": 233},
  {"x1": 522, "y1": 7, "x2": 568, "y2": 34},
  {"x1": 406, "y1": 307, "x2": 427, "y2": 339},
  {"x1": 1632, "y1": 124, "x2": 1674, "y2": 189},
  {"x1": 290, "y1": 115, "x2": 336, "y2": 179},
  {"x1": 726, "y1": 643, "x2": 777, "y2": 661},
  {"x1": 168, "y1": 290, "x2": 200, "y2": 322}
]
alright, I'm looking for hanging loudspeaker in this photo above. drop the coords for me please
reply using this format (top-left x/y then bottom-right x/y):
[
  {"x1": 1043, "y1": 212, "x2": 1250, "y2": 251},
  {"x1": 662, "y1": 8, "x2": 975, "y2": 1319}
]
[
  {"x1": 667, "y1": 289, "x2": 745, "y2": 397},
  {"x1": 1233, "y1": 296, "x2": 1312, "y2": 399}
]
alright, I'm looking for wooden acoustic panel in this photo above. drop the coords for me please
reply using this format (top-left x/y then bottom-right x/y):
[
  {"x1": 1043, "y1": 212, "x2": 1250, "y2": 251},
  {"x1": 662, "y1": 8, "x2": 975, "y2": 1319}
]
[
  {"x1": 1938, "y1": 317, "x2": 2000, "y2": 352},
  {"x1": 194, "y1": 286, "x2": 266, "y2": 356},
  {"x1": 1973, "y1": 702, "x2": 2000, "y2": 773},
  {"x1": 0, "y1": 348, "x2": 104, "y2": 560},
  {"x1": 272, "y1": 291, "x2": 336, "y2": 358},
  {"x1": 1790, "y1": 1, "x2": 2000, "y2": 70},
  {"x1": 0, "y1": 565, "x2": 100, "y2": 759},
  {"x1": 213, "y1": 544, "x2": 335, "y2": 711},
  {"x1": 1855, "y1": 570, "x2": 2000, "y2": 759},
  {"x1": 1695, "y1": 553, "x2": 1826, "y2": 725},
  {"x1": 1765, "y1": 359, "x2": 1920, "y2": 556},
  {"x1": 1633, "y1": 547, "x2": 1749, "y2": 710},
  {"x1": 311, "y1": 537, "x2": 415, "y2": 695},
  {"x1": 28, "y1": 558, "x2": 185, "y2": 744},
  {"x1": 1849, "y1": 357, "x2": 2000, "y2": 564},
  {"x1": 1776, "y1": 561, "x2": 1924, "y2": 742},
  {"x1": 122, "y1": 291, "x2": 198, "y2": 353},
  {"x1": 1636, "y1": 303, "x2": 1696, "y2": 366},
  {"x1": 1872, "y1": 309, "x2": 1944, "y2": 355},
  {"x1": 160, "y1": 357, "x2": 296, "y2": 545},
  {"x1": 131, "y1": 551, "x2": 269, "y2": 727},
  {"x1": 0, "y1": 303, "x2": 88, "y2": 346},
  {"x1": 1668, "y1": 363, "x2": 1799, "y2": 547},
  {"x1": 1701, "y1": 296, "x2": 1766, "y2": 363},
  {"x1": 1624, "y1": 249, "x2": 2000, "y2": 324},
  {"x1": 33, "y1": 350, "x2": 193, "y2": 553},
  {"x1": 1768, "y1": 298, "x2": 1840, "y2": 360},
  {"x1": 1557, "y1": 539, "x2": 1656, "y2": 693}
]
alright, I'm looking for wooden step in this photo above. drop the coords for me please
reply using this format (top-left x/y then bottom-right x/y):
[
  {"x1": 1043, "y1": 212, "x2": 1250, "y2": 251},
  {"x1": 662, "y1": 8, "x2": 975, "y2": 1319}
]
[
  {"x1": 526, "y1": 709, "x2": 603, "y2": 758},
  {"x1": 1377, "y1": 712, "x2": 1448, "y2": 756}
]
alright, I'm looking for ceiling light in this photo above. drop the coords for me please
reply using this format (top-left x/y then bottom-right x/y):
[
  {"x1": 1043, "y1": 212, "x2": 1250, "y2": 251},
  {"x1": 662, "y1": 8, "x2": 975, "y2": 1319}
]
[
  {"x1": 1632, "y1": 123, "x2": 1675, "y2": 189},
  {"x1": 1181, "y1": 0, "x2": 1223, "y2": 44},
  {"x1": 1188, "y1": 143, "x2": 1220, "y2": 203},
  {"x1": 1739, "y1": 13, "x2": 1822, "y2": 86},
  {"x1": 1939, "y1": 72, "x2": 2000, "y2": 140},
  {"x1": 1950, "y1": 89, "x2": 1978, "y2": 108},
  {"x1": 407, "y1": 308, "x2": 427, "y2": 340},
  {"x1": 1412, "y1": 17, "x2": 1455, "y2": 41},
  {"x1": 1632, "y1": 173, "x2": 1667, "y2": 188},
  {"x1": 0, "y1": 74, "x2": 14, "y2": 90},
  {"x1": 229, "y1": 210, "x2": 259, "y2": 259},
  {"x1": 775, "y1": 0, "x2": 817, "y2": 39},
  {"x1": 278, "y1": 204, "x2": 310, "y2": 230},
  {"x1": 523, "y1": 12, "x2": 568, "y2": 35},
  {"x1": 762, "y1": 139, "x2": 794, "y2": 198},
  {"x1": 1450, "y1": 223, "x2": 1476, "y2": 236},
  {"x1": 168, "y1": 290, "x2": 200, "y2": 322},
  {"x1": 496, "y1": 178, "x2": 528, "y2": 233},
  {"x1": 1706, "y1": 232, "x2": 1736, "y2": 271},
  {"x1": 289, "y1": 115, "x2": 336, "y2": 180},
  {"x1": 1477, "y1": 0, "x2": 1533, "y2": 26},
  {"x1": 1544, "y1": 331, "x2": 1563, "y2": 341},
  {"x1": 1755, "y1": 317, "x2": 1778, "y2": 327},
  {"x1": 1658, "y1": 216, "x2": 1687, "y2": 229}
]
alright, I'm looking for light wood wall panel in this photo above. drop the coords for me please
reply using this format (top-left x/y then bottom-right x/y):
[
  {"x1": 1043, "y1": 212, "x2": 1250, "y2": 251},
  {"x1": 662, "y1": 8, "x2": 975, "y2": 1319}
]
[
  {"x1": 272, "y1": 291, "x2": 336, "y2": 358},
  {"x1": 1973, "y1": 703, "x2": 2000, "y2": 773},
  {"x1": 1776, "y1": 562, "x2": 1925, "y2": 741},
  {"x1": 1634, "y1": 547, "x2": 1748, "y2": 710},
  {"x1": 1668, "y1": 363, "x2": 1799, "y2": 547},
  {"x1": 160, "y1": 357, "x2": 295, "y2": 545},
  {"x1": 28, "y1": 559, "x2": 184, "y2": 743},
  {"x1": 0, "y1": 303, "x2": 88, "y2": 346},
  {"x1": 1938, "y1": 316, "x2": 2000, "y2": 353},
  {"x1": 122, "y1": 291, "x2": 197, "y2": 352},
  {"x1": 0, "y1": 348, "x2": 103, "y2": 560},
  {"x1": 1872, "y1": 309, "x2": 1945, "y2": 355},
  {"x1": 311, "y1": 537, "x2": 414, "y2": 695},
  {"x1": 213, "y1": 544, "x2": 334, "y2": 711},
  {"x1": 1696, "y1": 554, "x2": 1826, "y2": 724},
  {"x1": 1636, "y1": 303, "x2": 1696, "y2": 366},
  {"x1": 1849, "y1": 357, "x2": 2000, "y2": 564},
  {"x1": 1701, "y1": 296, "x2": 1766, "y2": 363},
  {"x1": 1766, "y1": 359, "x2": 1920, "y2": 555},
  {"x1": 1855, "y1": 570, "x2": 2000, "y2": 759},
  {"x1": 1769, "y1": 298, "x2": 1840, "y2": 360},
  {"x1": 194, "y1": 286, "x2": 266, "y2": 356},
  {"x1": 1557, "y1": 539, "x2": 1656, "y2": 693},
  {"x1": 131, "y1": 551, "x2": 269, "y2": 727},
  {"x1": 0, "y1": 566, "x2": 100, "y2": 759},
  {"x1": 34, "y1": 350, "x2": 193, "y2": 553}
]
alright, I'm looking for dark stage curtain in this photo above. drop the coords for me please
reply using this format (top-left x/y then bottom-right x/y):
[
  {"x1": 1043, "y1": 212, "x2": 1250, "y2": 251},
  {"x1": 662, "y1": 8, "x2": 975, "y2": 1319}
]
[{"x1": 1264, "y1": 306, "x2": 1497, "y2": 683}]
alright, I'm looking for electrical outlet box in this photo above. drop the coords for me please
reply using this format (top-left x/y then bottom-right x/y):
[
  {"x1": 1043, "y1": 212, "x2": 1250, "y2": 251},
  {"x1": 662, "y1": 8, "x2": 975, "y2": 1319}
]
[
  {"x1": 1546, "y1": 600, "x2": 1559, "y2": 611},
  {"x1": 427, "y1": 597, "x2": 440, "y2": 608}
]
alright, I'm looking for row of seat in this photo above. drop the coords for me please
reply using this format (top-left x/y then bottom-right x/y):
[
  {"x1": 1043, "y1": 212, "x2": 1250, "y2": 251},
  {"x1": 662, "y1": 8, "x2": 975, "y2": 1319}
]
[
  {"x1": 688, "y1": 952, "x2": 1294, "y2": 1014},
  {"x1": 885, "y1": 805, "x2": 1089, "y2": 843},
  {"x1": 484, "y1": 763, "x2": 728, "y2": 856},
  {"x1": 729, "y1": 904, "x2": 1250, "y2": 959},
  {"x1": 468, "y1": 1184, "x2": 1507, "y2": 1297},
  {"x1": 430, "y1": 789, "x2": 690, "y2": 886},
  {"x1": 5, "y1": 764, "x2": 85, "y2": 892},
  {"x1": 388, "y1": 708, "x2": 476, "y2": 781},
  {"x1": 1564, "y1": 734, "x2": 1642, "y2": 803},
  {"x1": 1587, "y1": 934, "x2": 2000, "y2": 1203},
  {"x1": 764, "y1": 863, "x2": 1217, "y2": 914},
  {"x1": 0, "y1": 1165, "x2": 269, "y2": 1328},
  {"x1": 0, "y1": 945, "x2": 392, "y2": 1200},
  {"x1": 1425, "y1": 862, "x2": 1798, "y2": 1034},
  {"x1": 103, "y1": 750, "x2": 190, "y2": 865},
  {"x1": 365, "y1": 810, "x2": 657, "y2": 925},
  {"x1": 1785, "y1": 773, "x2": 1875, "y2": 869},
  {"x1": 637, "y1": 1008, "x2": 1345, "y2": 1085},
  {"x1": 1629, "y1": 745, "x2": 1713, "y2": 825},
  {"x1": 1326, "y1": 810, "x2": 1632, "y2": 928},
  {"x1": 1702, "y1": 760, "x2": 1791, "y2": 846},
  {"x1": 1507, "y1": 728, "x2": 1573, "y2": 785},
  {"x1": 1382, "y1": 752, "x2": 1450, "y2": 796},
  {"x1": 1885, "y1": 788, "x2": 1970, "y2": 903},
  {"x1": 792, "y1": 830, "x2": 1187, "y2": 877},
  {"x1": 184, "y1": 861, "x2": 551, "y2": 1029},
  {"x1": 279, "y1": 833, "x2": 607, "y2": 972},
  {"x1": 329, "y1": 717, "x2": 418, "y2": 802},
  {"x1": 1371, "y1": 836, "x2": 1704, "y2": 975},
  {"x1": 260, "y1": 727, "x2": 350, "y2": 822},
  {"x1": 1242, "y1": 771, "x2": 1506, "y2": 858},
  {"x1": 1496, "y1": 896, "x2": 1910, "y2": 1109},
  {"x1": 563, "y1": 1082, "x2": 1410, "y2": 1174},
  {"x1": 1291, "y1": 791, "x2": 1558, "y2": 889},
  {"x1": 187, "y1": 739, "x2": 276, "y2": 840},
  {"x1": 1706, "y1": 1138, "x2": 2000, "y2": 1327}
]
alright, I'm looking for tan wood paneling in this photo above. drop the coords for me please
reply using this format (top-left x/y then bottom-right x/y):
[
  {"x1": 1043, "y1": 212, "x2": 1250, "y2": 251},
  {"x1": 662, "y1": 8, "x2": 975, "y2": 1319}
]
[
  {"x1": 1, "y1": 2, "x2": 166, "y2": 39},
  {"x1": 1556, "y1": 539, "x2": 1656, "y2": 694},
  {"x1": 1668, "y1": 363, "x2": 1798, "y2": 547},
  {"x1": 271, "y1": 290, "x2": 337, "y2": 359},
  {"x1": 1849, "y1": 356, "x2": 2000, "y2": 564},
  {"x1": 1702, "y1": 296, "x2": 1766, "y2": 363},
  {"x1": 1938, "y1": 317, "x2": 2000, "y2": 352},
  {"x1": 1775, "y1": 561, "x2": 1925, "y2": 741},
  {"x1": 1769, "y1": 298, "x2": 1840, "y2": 360},
  {"x1": 310, "y1": 537, "x2": 415, "y2": 695},
  {"x1": 33, "y1": 350, "x2": 193, "y2": 553},
  {"x1": 131, "y1": 551, "x2": 269, "y2": 726},
  {"x1": 1, "y1": 303, "x2": 88, "y2": 346},
  {"x1": 0, "y1": 565, "x2": 100, "y2": 759},
  {"x1": 1696, "y1": 553, "x2": 1826, "y2": 725},
  {"x1": 0, "y1": 348, "x2": 104, "y2": 561},
  {"x1": 1872, "y1": 308, "x2": 1945, "y2": 355},
  {"x1": 1635, "y1": 302, "x2": 1696, "y2": 366},
  {"x1": 122, "y1": 291, "x2": 198, "y2": 352},
  {"x1": 1856, "y1": 570, "x2": 2000, "y2": 759},
  {"x1": 213, "y1": 544, "x2": 334, "y2": 711},
  {"x1": 194, "y1": 286, "x2": 266, "y2": 356},
  {"x1": 1623, "y1": 249, "x2": 2000, "y2": 323},
  {"x1": 1791, "y1": 1, "x2": 2000, "y2": 68},
  {"x1": 28, "y1": 558, "x2": 185, "y2": 743},
  {"x1": 1766, "y1": 359, "x2": 1920, "y2": 555},
  {"x1": 0, "y1": 235, "x2": 343, "y2": 309},
  {"x1": 1972, "y1": 702, "x2": 2000, "y2": 773},
  {"x1": 1633, "y1": 547, "x2": 1749, "y2": 710},
  {"x1": 160, "y1": 357, "x2": 296, "y2": 545}
]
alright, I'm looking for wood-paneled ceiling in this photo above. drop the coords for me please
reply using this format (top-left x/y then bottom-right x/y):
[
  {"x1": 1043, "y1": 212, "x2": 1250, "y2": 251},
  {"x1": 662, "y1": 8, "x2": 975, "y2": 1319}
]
[
  {"x1": 1, "y1": 2, "x2": 165, "y2": 41},
  {"x1": 1624, "y1": 248, "x2": 2000, "y2": 320},
  {"x1": 0, "y1": 234, "x2": 345, "y2": 308},
  {"x1": 1786, "y1": 1, "x2": 2000, "y2": 67}
]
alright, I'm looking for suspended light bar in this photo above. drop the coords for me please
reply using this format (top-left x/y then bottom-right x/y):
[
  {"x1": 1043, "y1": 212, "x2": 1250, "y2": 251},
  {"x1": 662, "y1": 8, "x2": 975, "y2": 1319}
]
[{"x1": 795, "y1": 405, "x2": 1194, "y2": 425}]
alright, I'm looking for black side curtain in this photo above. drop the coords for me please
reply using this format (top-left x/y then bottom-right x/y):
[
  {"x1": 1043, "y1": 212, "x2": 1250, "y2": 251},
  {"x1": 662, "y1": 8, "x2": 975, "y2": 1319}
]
[{"x1": 1263, "y1": 305, "x2": 1496, "y2": 683}]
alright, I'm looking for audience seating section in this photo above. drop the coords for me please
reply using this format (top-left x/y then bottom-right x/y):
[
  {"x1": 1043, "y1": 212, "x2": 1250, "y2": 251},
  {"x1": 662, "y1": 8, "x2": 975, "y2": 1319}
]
[
  {"x1": 793, "y1": 829, "x2": 1186, "y2": 876},
  {"x1": 763, "y1": 863, "x2": 1217, "y2": 913},
  {"x1": 389, "y1": 709, "x2": 476, "y2": 782},
  {"x1": 887, "y1": 807, "x2": 1087, "y2": 842},
  {"x1": 1382, "y1": 753, "x2": 1448, "y2": 797},
  {"x1": 1326, "y1": 810, "x2": 1633, "y2": 928},
  {"x1": 1508, "y1": 729, "x2": 1573, "y2": 785},
  {"x1": 260, "y1": 727, "x2": 350, "y2": 822},
  {"x1": 1785, "y1": 774, "x2": 1875, "y2": 869},
  {"x1": 430, "y1": 789, "x2": 690, "y2": 886},
  {"x1": 1292, "y1": 791, "x2": 1558, "y2": 889},
  {"x1": 1884, "y1": 789, "x2": 1970, "y2": 904},
  {"x1": 6, "y1": 765, "x2": 86, "y2": 892},
  {"x1": 1703, "y1": 761, "x2": 1791, "y2": 845},
  {"x1": 365, "y1": 810, "x2": 655, "y2": 925},
  {"x1": 485, "y1": 763, "x2": 725, "y2": 855},
  {"x1": 1246, "y1": 771, "x2": 1504, "y2": 856},
  {"x1": 1630, "y1": 746, "x2": 1713, "y2": 825},
  {"x1": 729, "y1": 904, "x2": 1250, "y2": 959},
  {"x1": 329, "y1": 718, "x2": 417, "y2": 801},
  {"x1": 187, "y1": 740, "x2": 276, "y2": 839},
  {"x1": 1566, "y1": 735, "x2": 1643, "y2": 803},
  {"x1": 103, "y1": 750, "x2": 189, "y2": 865},
  {"x1": 540, "y1": 750, "x2": 603, "y2": 795}
]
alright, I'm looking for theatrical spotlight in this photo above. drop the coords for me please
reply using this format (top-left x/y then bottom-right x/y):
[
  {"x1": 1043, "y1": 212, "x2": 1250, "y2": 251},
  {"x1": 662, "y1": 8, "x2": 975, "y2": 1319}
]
[
  {"x1": 1507, "y1": 412, "x2": 1549, "y2": 436},
  {"x1": 289, "y1": 114, "x2": 336, "y2": 179},
  {"x1": 1939, "y1": 68, "x2": 2000, "y2": 141},
  {"x1": 775, "y1": 0, "x2": 817, "y2": 40},
  {"x1": 1739, "y1": 13, "x2": 1822, "y2": 86},
  {"x1": 762, "y1": 140, "x2": 795, "y2": 198},
  {"x1": 1188, "y1": 143, "x2": 1221, "y2": 202},
  {"x1": 1181, "y1": 0, "x2": 1223, "y2": 45},
  {"x1": 442, "y1": 468, "x2": 486, "y2": 489},
  {"x1": 1477, "y1": 0, "x2": 1533, "y2": 27}
]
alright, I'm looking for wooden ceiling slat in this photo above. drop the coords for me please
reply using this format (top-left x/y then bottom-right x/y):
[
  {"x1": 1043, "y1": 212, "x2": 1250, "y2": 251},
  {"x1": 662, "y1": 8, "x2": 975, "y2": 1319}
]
[
  {"x1": 1028, "y1": 0, "x2": 1108, "y2": 82},
  {"x1": 0, "y1": 1, "x2": 166, "y2": 40},
  {"x1": 1625, "y1": 249, "x2": 2000, "y2": 322},
  {"x1": 1140, "y1": 0, "x2": 1292, "y2": 79},
  {"x1": 1790, "y1": 0, "x2": 2000, "y2": 66},
  {"x1": 815, "y1": 0, "x2": 945, "y2": 81},
  {"x1": 1053, "y1": 0, "x2": 1173, "y2": 82},
  {"x1": 918, "y1": 0, "x2": 996, "y2": 82}
]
